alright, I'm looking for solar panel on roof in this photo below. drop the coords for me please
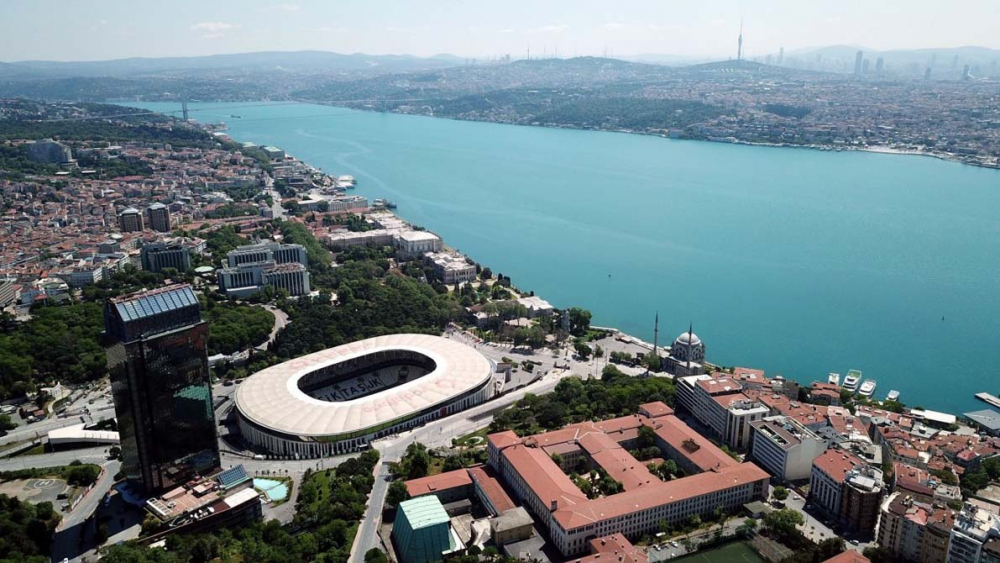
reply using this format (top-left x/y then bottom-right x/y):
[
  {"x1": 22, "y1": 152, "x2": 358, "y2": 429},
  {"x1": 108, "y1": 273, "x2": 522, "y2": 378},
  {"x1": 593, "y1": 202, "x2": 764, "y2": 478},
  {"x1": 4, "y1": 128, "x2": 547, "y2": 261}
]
[{"x1": 216, "y1": 465, "x2": 250, "y2": 489}]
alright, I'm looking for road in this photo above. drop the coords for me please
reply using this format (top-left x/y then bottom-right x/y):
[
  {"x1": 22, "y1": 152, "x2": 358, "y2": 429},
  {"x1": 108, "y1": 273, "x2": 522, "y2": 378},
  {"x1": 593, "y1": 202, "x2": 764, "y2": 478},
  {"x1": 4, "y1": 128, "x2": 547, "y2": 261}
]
[
  {"x1": 0, "y1": 447, "x2": 108, "y2": 471},
  {"x1": 265, "y1": 183, "x2": 286, "y2": 219},
  {"x1": 51, "y1": 460, "x2": 122, "y2": 563},
  {"x1": 256, "y1": 304, "x2": 288, "y2": 351},
  {"x1": 349, "y1": 463, "x2": 392, "y2": 563}
]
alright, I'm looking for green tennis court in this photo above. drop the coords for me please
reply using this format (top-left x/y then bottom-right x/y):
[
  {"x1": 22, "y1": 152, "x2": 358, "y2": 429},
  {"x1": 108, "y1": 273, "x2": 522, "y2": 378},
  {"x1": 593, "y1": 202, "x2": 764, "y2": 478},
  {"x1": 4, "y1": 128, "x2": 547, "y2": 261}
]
[{"x1": 671, "y1": 542, "x2": 764, "y2": 563}]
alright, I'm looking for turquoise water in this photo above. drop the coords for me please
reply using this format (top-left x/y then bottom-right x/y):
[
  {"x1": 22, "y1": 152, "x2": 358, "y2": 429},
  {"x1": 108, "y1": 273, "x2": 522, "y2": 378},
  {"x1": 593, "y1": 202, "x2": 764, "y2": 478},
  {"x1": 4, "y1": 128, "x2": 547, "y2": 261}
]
[
  {"x1": 253, "y1": 477, "x2": 288, "y2": 501},
  {"x1": 135, "y1": 102, "x2": 1000, "y2": 415}
]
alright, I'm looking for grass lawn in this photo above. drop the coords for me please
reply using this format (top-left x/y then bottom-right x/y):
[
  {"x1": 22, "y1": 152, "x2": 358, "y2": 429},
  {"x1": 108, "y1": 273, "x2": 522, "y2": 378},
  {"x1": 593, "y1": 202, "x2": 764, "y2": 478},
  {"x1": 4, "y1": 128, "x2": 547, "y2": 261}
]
[
  {"x1": 672, "y1": 542, "x2": 764, "y2": 563},
  {"x1": 454, "y1": 427, "x2": 489, "y2": 448},
  {"x1": 427, "y1": 456, "x2": 446, "y2": 476},
  {"x1": 12, "y1": 443, "x2": 46, "y2": 457}
]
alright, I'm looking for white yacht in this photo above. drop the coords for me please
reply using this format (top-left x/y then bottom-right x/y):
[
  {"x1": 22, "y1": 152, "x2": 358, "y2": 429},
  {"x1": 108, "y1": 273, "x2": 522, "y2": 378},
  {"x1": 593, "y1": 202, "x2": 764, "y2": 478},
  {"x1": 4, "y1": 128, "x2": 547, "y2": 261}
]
[
  {"x1": 828, "y1": 373, "x2": 841, "y2": 386},
  {"x1": 886, "y1": 390, "x2": 900, "y2": 402},
  {"x1": 842, "y1": 369, "x2": 862, "y2": 392},
  {"x1": 859, "y1": 379, "x2": 877, "y2": 398}
]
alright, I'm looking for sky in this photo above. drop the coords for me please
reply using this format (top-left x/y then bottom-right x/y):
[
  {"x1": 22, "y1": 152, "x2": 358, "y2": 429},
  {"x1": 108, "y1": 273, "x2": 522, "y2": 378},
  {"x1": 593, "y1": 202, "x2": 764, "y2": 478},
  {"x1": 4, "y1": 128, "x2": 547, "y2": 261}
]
[{"x1": 3, "y1": 0, "x2": 1000, "y2": 62}]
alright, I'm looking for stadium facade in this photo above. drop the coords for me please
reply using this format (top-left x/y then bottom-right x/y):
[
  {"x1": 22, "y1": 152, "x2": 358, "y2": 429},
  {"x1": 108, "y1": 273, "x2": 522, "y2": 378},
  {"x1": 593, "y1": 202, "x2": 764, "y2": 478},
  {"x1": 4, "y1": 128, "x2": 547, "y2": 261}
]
[{"x1": 235, "y1": 334, "x2": 497, "y2": 457}]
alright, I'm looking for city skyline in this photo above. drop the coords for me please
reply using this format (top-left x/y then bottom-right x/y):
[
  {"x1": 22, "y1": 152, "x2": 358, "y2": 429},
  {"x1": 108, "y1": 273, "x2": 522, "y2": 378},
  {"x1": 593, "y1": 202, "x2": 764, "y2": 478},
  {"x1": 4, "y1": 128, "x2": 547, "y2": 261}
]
[{"x1": 3, "y1": 0, "x2": 1000, "y2": 62}]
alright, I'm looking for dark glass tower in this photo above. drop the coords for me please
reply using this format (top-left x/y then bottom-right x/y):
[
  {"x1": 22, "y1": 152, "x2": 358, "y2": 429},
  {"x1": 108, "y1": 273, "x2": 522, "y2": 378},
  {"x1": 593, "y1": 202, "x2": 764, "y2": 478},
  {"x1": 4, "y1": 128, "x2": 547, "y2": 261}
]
[{"x1": 104, "y1": 284, "x2": 220, "y2": 494}]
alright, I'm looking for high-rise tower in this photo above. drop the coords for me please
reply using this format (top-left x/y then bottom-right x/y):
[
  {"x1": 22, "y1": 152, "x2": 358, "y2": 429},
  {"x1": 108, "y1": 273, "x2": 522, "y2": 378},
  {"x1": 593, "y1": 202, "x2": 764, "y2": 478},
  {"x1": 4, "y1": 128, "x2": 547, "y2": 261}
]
[
  {"x1": 737, "y1": 19, "x2": 744, "y2": 62},
  {"x1": 104, "y1": 284, "x2": 220, "y2": 494}
]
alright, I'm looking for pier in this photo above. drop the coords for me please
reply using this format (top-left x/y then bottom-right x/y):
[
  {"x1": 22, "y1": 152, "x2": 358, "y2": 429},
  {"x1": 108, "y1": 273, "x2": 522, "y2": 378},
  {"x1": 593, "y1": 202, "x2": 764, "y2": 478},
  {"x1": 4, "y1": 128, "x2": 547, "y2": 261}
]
[{"x1": 975, "y1": 392, "x2": 1000, "y2": 410}]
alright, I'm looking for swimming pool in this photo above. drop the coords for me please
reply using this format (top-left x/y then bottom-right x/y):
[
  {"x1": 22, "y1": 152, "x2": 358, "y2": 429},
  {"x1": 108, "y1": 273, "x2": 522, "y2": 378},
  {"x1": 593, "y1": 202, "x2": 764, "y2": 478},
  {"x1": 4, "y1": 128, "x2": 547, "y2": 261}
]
[{"x1": 253, "y1": 478, "x2": 289, "y2": 502}]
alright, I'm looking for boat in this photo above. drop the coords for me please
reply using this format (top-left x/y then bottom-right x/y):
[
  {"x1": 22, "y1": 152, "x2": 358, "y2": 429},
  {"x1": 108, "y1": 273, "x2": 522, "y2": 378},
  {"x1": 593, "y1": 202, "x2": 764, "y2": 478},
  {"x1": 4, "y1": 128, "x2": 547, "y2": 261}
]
[
  {"x1": 230, "y1": 114, "x2": 242, "y2": 118},
  {"x1": 842, "y1": 369, "x2": 862, "y2": 392},
  {"x1": 384, "y1": 200, "x2": 397, "y2": 209},
  {"x1": 886, "y1": 390, "x2": 900, "y2": 402},
  {"x1": 828, "y1": 373, "x2": 841, "y2": 386},
  {"x1": 338, "y1": 175, "x2": 356, "y2": 188},
  {"x1": 858, "y1": 379, "x2": 877, "y2": 398}
]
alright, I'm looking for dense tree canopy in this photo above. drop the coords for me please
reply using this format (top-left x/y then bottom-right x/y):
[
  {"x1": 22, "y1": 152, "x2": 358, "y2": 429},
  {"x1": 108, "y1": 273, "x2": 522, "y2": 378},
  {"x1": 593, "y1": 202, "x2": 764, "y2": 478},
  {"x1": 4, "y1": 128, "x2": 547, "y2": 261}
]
[
  {"x1": 491, "y1": 368, "x2": 676, "y2": 435},
  {"x1": 0, "y1": 302, "x2": 105, "y2": 399},
  {"x1": 272, "y1": 257, "x2": 461, "y2": 358},
  {"x1": 205, "y1": 303, "x2": 275, "y2": 355},
  {"x1": 0, "y1": 494, "x2": 60, "y2": 563}
]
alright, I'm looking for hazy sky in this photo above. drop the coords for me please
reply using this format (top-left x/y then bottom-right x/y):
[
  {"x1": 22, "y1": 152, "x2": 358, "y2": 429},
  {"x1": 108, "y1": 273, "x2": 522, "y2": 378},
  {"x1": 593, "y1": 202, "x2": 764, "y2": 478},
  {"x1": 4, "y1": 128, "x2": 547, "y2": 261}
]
[{"x1": 3, "y1": 0, "x2": 1000, "y2": 62}]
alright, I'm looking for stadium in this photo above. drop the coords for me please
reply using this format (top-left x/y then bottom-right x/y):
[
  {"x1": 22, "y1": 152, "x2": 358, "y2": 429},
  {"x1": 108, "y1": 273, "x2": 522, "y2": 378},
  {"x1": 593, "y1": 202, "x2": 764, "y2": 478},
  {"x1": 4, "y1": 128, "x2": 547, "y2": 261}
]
[{"x1": 234, "y1": 334, "x2": 497, "y2": 457}]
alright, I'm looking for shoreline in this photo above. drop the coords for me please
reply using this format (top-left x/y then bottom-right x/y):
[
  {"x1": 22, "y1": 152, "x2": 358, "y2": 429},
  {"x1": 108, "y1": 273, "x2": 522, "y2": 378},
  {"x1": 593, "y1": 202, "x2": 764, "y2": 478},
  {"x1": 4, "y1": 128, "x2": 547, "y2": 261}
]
[
  {"x1": 303, "y1": 101, "x2": 1000, "y2": 172},
  {"x1": 196, "y1": 112, "x2": 982, "y2": 425}
]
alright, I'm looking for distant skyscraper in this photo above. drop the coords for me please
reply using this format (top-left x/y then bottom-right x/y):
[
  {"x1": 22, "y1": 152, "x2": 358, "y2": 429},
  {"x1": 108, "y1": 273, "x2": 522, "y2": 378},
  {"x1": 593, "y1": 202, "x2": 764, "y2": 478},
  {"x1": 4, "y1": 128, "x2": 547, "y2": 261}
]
[
  {"x1": 777, "y1": 47, "x2": 784, "y2": 66},
  {"x1": 862, "y1": 58, "x2": 870, "y2": 74},
  {"x1": 737, "y1": 19, "x2": 744, "y2": 62},
  {"x1": 104, "y1": 284, "x2": 220, "y2": 494},
  {"x1": 875, "y1": 57, "x2": 885, "y2": 75},
  {"x1": 145, "y1": 202, "x2": 171, "y2": 233},
  {"x1": 963, "y1": 64, "x2": 971, "y2": 80},
  {"x1": 854, "y1": 50, "x2": 864, "y2": 76}
]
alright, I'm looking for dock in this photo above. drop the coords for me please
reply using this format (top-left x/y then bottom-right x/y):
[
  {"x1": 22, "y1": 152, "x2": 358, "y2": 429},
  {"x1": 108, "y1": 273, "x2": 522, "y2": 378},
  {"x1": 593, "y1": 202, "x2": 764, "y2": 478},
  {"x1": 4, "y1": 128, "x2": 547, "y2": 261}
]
[{"x1": 975, "y1": 392, "x2": 1000, "y2": 410}]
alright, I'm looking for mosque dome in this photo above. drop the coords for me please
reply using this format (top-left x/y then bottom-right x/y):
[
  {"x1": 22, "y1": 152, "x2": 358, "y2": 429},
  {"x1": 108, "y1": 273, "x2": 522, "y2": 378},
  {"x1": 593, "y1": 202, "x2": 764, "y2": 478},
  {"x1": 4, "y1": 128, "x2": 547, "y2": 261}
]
[{"x1": 675, "y1": 331, "x2": 702, "y2": 347}]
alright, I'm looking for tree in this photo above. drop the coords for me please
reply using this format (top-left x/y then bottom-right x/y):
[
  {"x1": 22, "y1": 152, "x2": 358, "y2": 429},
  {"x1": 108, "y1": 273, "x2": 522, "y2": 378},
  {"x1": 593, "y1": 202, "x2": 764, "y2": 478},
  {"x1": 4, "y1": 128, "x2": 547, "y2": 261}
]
[
  {"x1": 568, "y1": 307, "x2": 592, "y2": 336},
  {"x1": 108, "y1": 446, "x2": 122, "y2": 460},
  {"x1": 863, "y1": 546, "x2": 893, "y2": 563},
  {"x1": 772, "y1": 486, "x2": 789, "y2": 501},
  {"x1": 982, "y1": 456, "x2": 1000, "y2": 481},
  {"x1": 0, "y1": 413, "x2": 16, "y2": 432},
  {"x1": 574, "y1": 341, "x2": 592, "y2": 360},
  {"x1": 763, "y1": 508, "x2": 805, "y2": 538},
  {"x1": 737, "y1": 518, "x2": 758, "y2": 537},
  {"x1": 401, "y1": 443, "x2": 431, "y2": 479},
  {"x1": 365, "y1": 549, "x2": 388, "y2": 563},
  {"x1": 637, "y1": 425, "x2": 657, "y2": 449}
]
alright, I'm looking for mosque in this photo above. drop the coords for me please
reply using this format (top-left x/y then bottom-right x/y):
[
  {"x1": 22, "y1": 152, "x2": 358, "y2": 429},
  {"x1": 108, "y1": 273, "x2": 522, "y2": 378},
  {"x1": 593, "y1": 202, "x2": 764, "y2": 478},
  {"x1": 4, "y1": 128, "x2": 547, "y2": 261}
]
[{"x1": 665, "y1": 324, "x2": 706, "y2": 376}]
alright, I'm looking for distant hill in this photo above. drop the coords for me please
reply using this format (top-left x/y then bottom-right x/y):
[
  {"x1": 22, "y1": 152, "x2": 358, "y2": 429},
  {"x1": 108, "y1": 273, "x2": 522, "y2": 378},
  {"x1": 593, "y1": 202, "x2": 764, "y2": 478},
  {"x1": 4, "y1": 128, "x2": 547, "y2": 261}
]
[{"x1": 0, "y1": 50, "x2": 465, "y2": 80}]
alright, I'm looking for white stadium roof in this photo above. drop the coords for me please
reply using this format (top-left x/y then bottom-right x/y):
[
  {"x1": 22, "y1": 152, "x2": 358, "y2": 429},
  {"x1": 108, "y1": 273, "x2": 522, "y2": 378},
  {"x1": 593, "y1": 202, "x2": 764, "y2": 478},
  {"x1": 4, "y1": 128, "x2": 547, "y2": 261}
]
[{"x1": 235, "y1": 334, "x2": 493, "y2": 438}]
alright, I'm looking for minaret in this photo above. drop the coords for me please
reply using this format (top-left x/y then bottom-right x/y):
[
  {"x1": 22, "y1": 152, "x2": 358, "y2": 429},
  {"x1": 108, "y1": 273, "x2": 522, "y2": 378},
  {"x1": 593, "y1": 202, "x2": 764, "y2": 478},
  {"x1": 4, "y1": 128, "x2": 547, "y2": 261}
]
[
  {"x1": 653, "y1": 312, "x2": 659, "y2": 354},
  {"x1": 737, "y1": 19, "x2": 744, "y2": 62}
]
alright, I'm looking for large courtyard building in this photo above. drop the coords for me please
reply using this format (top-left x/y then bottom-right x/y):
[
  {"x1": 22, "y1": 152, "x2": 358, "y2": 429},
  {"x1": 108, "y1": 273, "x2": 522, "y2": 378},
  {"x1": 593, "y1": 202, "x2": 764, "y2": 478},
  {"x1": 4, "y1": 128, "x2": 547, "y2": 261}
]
[
  {"x1": 486, "y1": 402, "x2": 768, "y2": 556},
  {"x1": 235, "y1": 334, "x2": 497, "y2": 457},
  {"x1": 104, "y1": 284, "x2": 220, "y2": 494}
]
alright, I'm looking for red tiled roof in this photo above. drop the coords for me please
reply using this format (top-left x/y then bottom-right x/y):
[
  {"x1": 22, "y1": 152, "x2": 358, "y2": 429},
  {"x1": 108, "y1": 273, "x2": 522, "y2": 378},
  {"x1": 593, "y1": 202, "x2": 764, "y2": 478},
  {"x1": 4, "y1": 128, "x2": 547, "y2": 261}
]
[
  {"x1": 813, "y1": 449, "x2": 864, "y2": 481},
  {"x1": 404, "y1": 468, "x2": 473, "y2": 498},
  {"x1": 648, "y1": 415, "x2": 738, "y2": 473},
  {"x1": 822, "y1": 550, "x2": 870, "y2": 563},
  {"x1": 554, "y1": 463, "x2": 769, "y2": 530},
  {"x1": 468, "y1": 466, "x2": 516, "y2": 514},
  {"x1": 578, "y1": 534, "x2": 649, "y2": 563}
]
